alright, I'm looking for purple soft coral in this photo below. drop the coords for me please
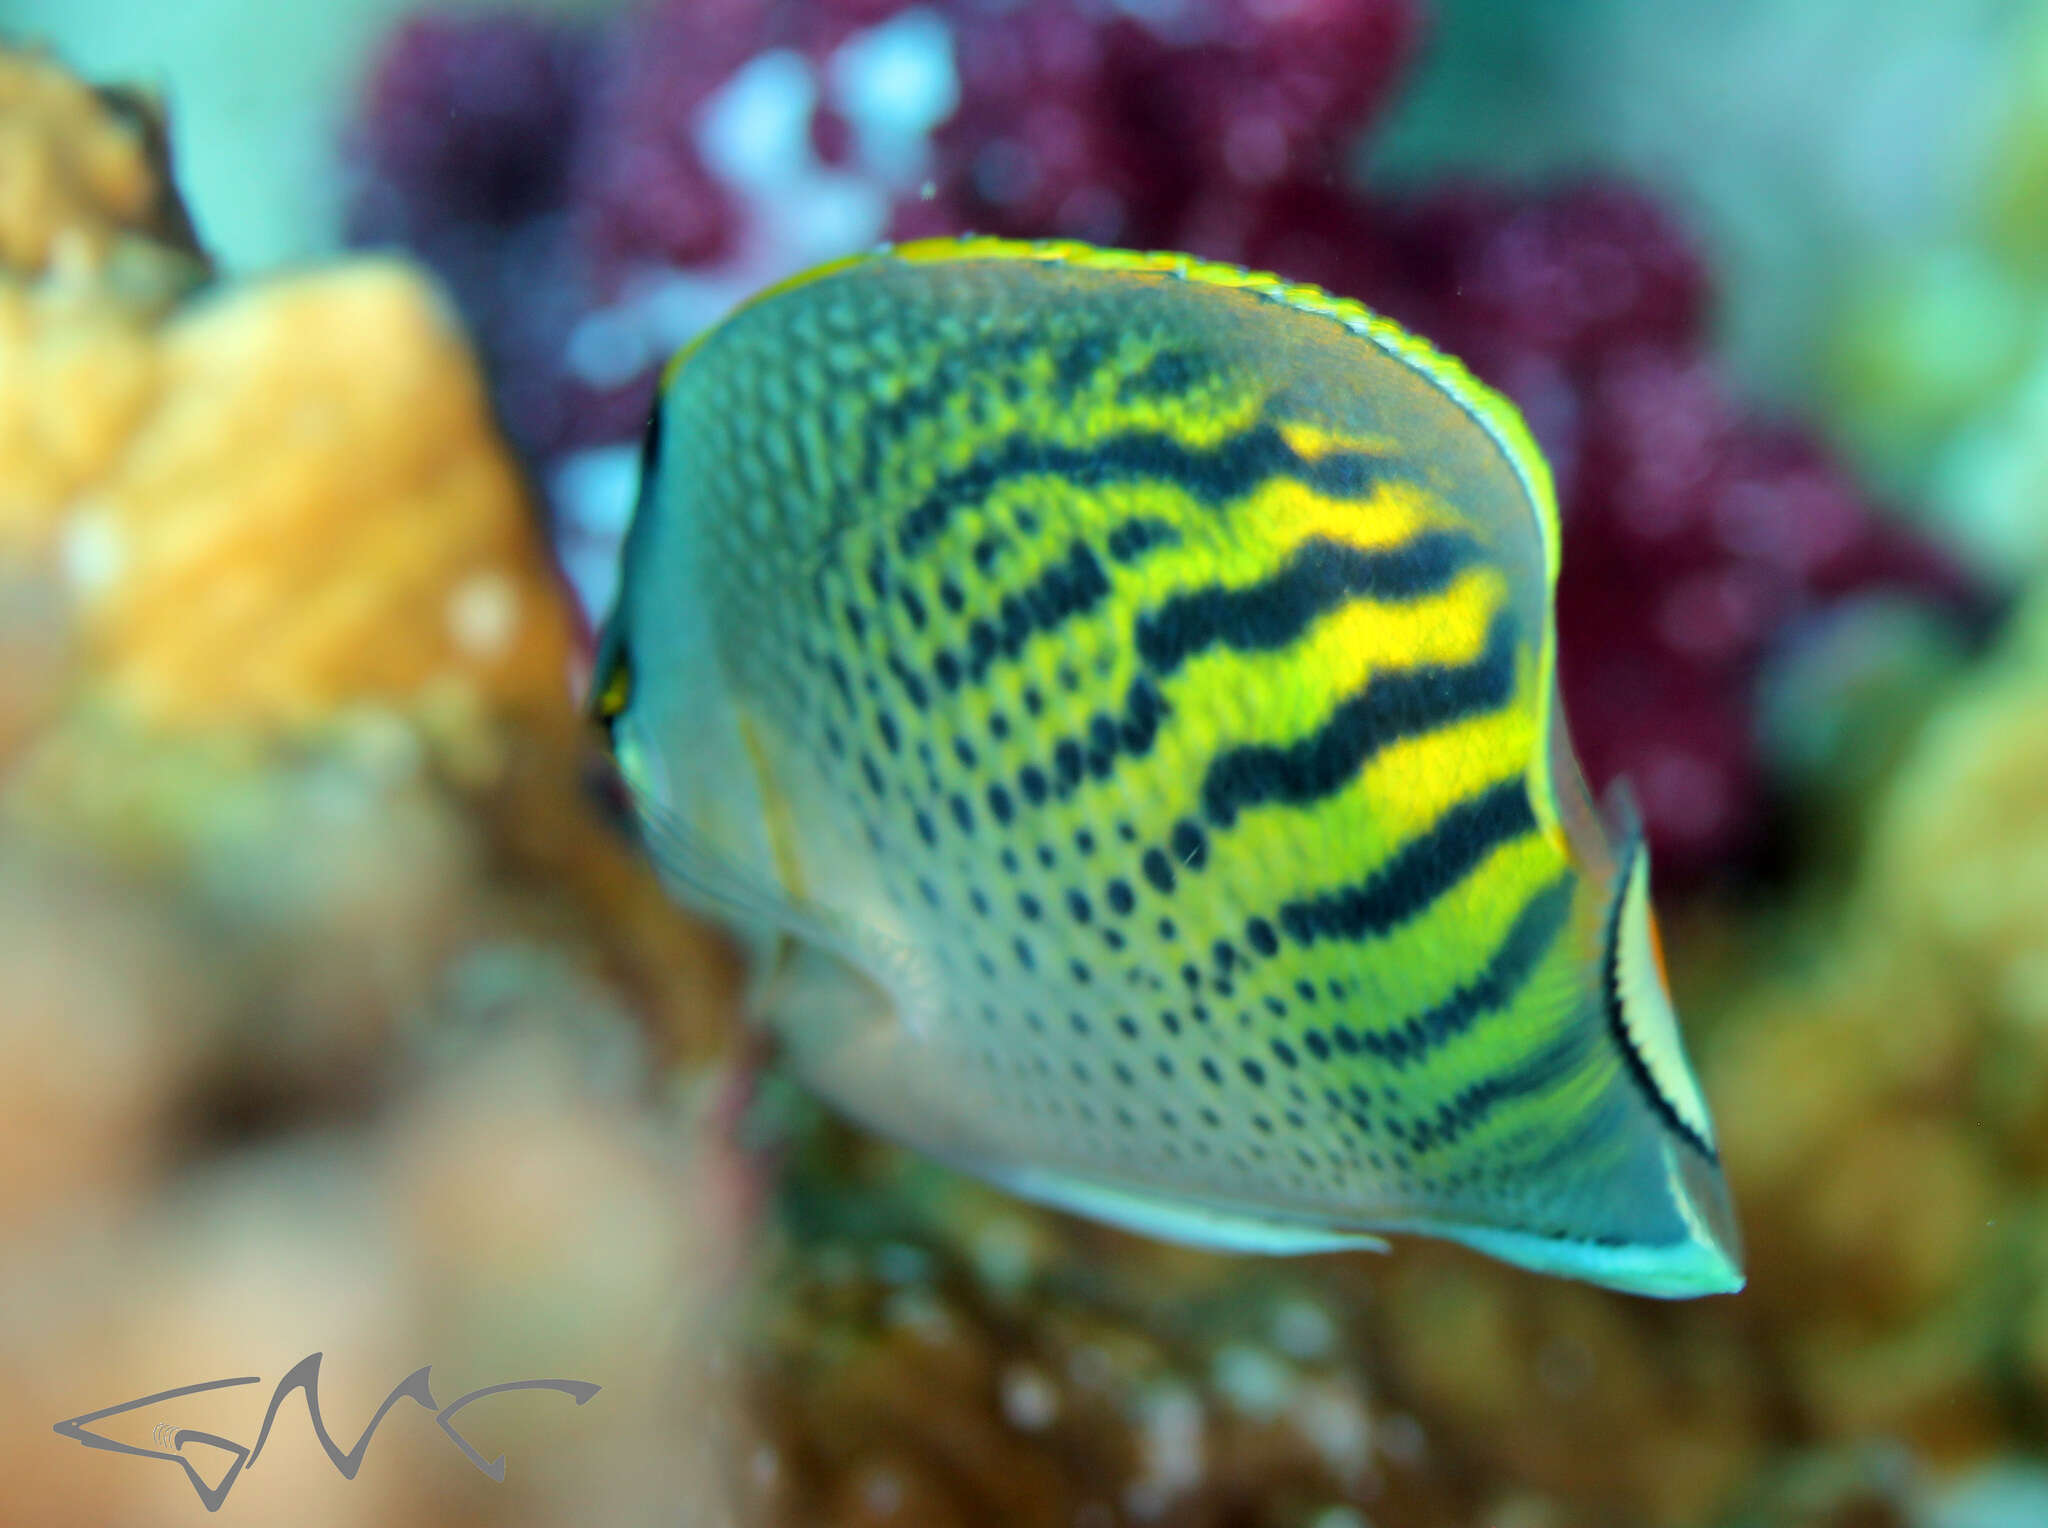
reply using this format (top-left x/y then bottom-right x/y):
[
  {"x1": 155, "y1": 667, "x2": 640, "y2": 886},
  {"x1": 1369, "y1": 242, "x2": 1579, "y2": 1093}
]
[
  {"x1": 348, "y1": 12, "x2": 608, "y2": 465},
  {"x1": 1361, "y1": 183, "x2": 1976, "y2": 879},
  {"x1": 896, "y1": 0, "x2": 1417, "y2": 246},
  {"x1": 346, "y1": 0, "x2": 1981, "y2": 884},
  {"x1": 351, "y1": 12, "x2": 595, "y2": 238}
]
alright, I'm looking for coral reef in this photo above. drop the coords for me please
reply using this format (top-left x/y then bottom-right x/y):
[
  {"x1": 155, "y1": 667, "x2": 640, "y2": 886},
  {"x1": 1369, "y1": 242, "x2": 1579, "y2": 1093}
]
[
  {"x1": 1708, "y1": 583, "x2": 2048, "y2": 1454},
  {"x1": 892, "y1": 0, "x2": 1418, "y2": 250},
  {"x1": 742, "y1": 1162, "x2": 1466, "y2": 1528},
  {"x1": 0, "y1": 46, "x2": 749, "y2": 1528},
  {"x1": 345, "y1": 9, "x2": 611, "y2": 471},
  {"x1": 11, "y1": 21, "x2": 2048, "y2": 1528}
]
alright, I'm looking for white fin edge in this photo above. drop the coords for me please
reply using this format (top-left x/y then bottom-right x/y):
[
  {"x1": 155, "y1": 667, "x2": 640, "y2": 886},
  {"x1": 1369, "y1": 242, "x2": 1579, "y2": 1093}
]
[{"x1": 1607, "y1": 827, "x2": 1720, "y2": 1156}]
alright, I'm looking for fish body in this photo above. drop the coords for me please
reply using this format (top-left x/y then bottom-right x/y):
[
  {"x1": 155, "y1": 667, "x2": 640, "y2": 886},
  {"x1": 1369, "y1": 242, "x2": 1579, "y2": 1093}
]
[{"x1": 595, "y1": 238, "x2": 1743, "y2": 1298}]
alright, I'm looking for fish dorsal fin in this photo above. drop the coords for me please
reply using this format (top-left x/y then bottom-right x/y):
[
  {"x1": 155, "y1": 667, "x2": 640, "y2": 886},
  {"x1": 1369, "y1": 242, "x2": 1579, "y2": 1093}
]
[
  {"x1": 887, "y1": 235, "x2": 1561, "y2": 590},
  {"x1": 658, "y1": 236, "x2": 1562, "y2": 603},
  {"x1": 1538, "y1": 676, "x2": 1618, "y2": 880},
  {"x1": 1600, "y1": 775, "x2": 1645, "y2": 848}
]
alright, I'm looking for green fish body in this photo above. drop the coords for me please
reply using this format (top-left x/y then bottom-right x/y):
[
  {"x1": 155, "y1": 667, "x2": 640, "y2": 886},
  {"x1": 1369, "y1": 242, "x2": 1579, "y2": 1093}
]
[{"x1": 596, "y1": 238, "x2": 1743, "y2": 1298}]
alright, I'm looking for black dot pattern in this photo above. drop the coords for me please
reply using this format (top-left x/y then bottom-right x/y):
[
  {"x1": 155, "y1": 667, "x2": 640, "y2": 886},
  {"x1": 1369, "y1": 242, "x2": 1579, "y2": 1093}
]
[{"x1": 614, "y1": 249, "x2": 1691, "y2": 1264}]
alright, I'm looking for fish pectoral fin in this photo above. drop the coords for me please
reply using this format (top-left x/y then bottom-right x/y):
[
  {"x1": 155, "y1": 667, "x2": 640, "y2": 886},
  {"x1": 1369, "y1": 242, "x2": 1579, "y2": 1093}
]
[
  {"x1": 621, "y1": 777, "x2": 876, "y2": 956},
  {"x1": 753, "y1": 937, "x2": 1005, "y2": 1160},
  {"x1": 754, "y1": 936, "x2": 898, "y2": 1049},
  {"x1": 621, "y1": 775, "x2": 797, "y2": 931}
]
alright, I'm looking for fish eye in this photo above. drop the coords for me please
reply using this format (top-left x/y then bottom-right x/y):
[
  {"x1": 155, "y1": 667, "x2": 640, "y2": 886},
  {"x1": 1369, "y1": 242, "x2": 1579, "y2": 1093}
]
[{"x1": 590, "y1": 639, "x2": 633, "y2": 737}]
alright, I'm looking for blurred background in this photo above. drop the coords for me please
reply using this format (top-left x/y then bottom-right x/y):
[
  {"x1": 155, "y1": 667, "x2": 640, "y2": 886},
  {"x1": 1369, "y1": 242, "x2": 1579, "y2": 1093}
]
[{"x1": 4, "y1": 0, "x2": 2048, "y2": 1523}]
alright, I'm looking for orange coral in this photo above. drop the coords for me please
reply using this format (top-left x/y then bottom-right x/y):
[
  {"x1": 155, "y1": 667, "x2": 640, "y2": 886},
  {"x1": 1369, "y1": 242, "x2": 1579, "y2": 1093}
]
[
  {"x1": 0, "y1": 45, "x2": 754, "y2": 1528},
  {"x1": 0, "y1": 36, "x2": 733, "y2": 1053},
  {"x1": 53, "y1": 261, "x2": 580, "y2": 734},
  {"x1": 1, "y1": 41, "x2": 577, "y2": 742}
]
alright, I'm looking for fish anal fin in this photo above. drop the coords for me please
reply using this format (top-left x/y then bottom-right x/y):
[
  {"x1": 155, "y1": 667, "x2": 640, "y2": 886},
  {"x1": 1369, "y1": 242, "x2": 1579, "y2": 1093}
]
[{"x1": 977, "y1": 1165, "x2": 1394, "y2": 1257}]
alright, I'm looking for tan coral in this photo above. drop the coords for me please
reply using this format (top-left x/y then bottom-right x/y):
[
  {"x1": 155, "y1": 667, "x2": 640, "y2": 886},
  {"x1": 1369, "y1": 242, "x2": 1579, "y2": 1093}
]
[
  {"x1": 1864, "y1": 598, "x2": 2048, "y2": 1003},
  {"x1": 0, "y1": 225, "x2": 737, "y2": 1055},
  {"x1": 0, "y1": 217, "x2": 734, "y2": 1057},
  {"x1": 1357, "y1": 1247, "x2": 1764, "y2": 1527},
  {"x1": 1678, "y1": 580, "x2": 2048, "y2": 1461},
  {"x1": 1, "y1": 39, "x2": 577, "y2": 744},
  {"x1": 45, "y1": 262, "x2": 580, "y2": 734}
]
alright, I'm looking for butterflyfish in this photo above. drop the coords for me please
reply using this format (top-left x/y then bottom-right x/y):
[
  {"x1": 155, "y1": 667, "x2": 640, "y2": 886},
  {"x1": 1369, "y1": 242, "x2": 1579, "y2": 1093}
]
[{"x1": 593, "y1": 237, "x2": 1744, "y2": 1298}]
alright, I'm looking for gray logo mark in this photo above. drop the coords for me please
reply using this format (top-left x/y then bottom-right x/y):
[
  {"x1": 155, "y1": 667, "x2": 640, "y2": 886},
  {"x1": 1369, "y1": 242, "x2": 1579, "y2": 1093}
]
[{"x1": 54, "y1": 1351, "x2": 600, "y2": 1511}]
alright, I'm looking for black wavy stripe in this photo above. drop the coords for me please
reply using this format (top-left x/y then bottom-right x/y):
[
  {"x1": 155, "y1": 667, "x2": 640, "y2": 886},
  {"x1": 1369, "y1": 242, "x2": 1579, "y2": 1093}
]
[
  {"x1": 854, "y1": 328, "x2": 1040, "y2": 493},
  {"x1": 1054, "y1": 330, "x2": 1116, "y2": 393},
  {"x1": 1201, "y1": 611, "x2": 1517, "y2": 829},
  {"x1": 1393, "y1": 1020, "x2": 1595, "y2": 1158},
  {"x1": 1114, "y1": 347, "x2": 1208, "y2": 404},
  {"x1": 1136, "y1": 530, "x2": 1479, "y2": 676},
  {"x1": 1337, "y1": 869, "x2": 1576, "y2": 1071},
  {"x1": 893, "y1": 422, "x2": 1384, "y2": 559},
  {"x1": 1105, "y1": 516, "x2": 1183, "y2": 563},
  {"x1": 959, "y1": 541, "x2": 1111, "y2": 687},
  {"x1": 1276, "y1": 778, "x2": 1536, "y2": 947}
]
